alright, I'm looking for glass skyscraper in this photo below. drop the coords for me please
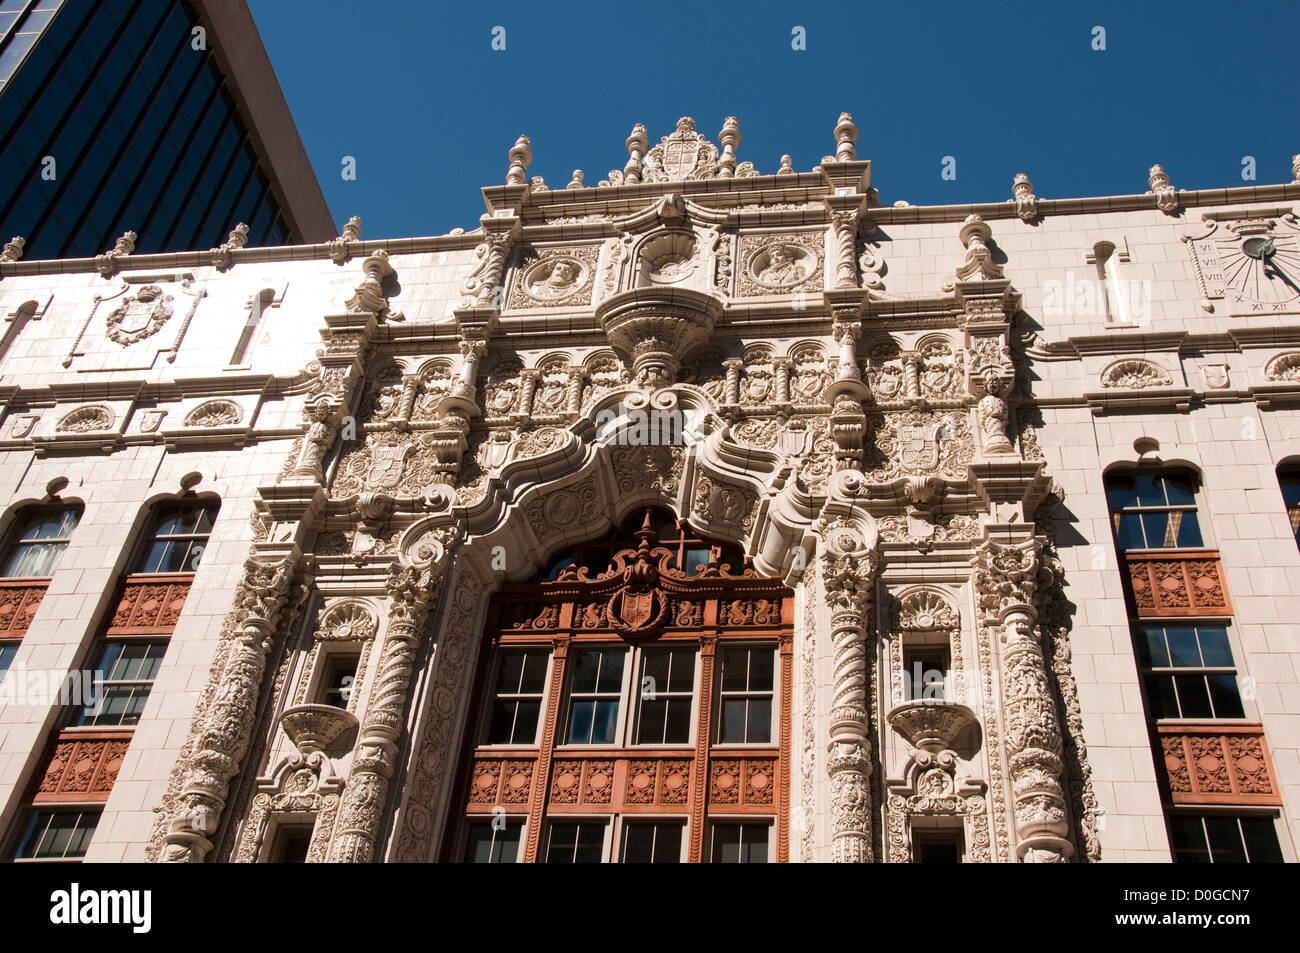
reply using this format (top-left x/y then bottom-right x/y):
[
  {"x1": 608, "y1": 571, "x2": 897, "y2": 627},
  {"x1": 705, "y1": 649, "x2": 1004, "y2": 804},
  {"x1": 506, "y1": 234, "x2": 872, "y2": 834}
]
[{"x1": 0, "y1": 0, "x2": 332, "y2": 261}]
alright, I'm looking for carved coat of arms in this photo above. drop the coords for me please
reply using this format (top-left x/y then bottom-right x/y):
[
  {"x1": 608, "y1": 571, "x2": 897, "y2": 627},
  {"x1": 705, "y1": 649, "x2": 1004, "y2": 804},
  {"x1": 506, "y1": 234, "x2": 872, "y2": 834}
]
[
  {"x1": 365, "y1": 444, "x2": 412, "y2": 490},
  {"x1": 105, "y1": 285, "x2": 174, "y2": 347},
  {"x1": 897, "y1": 421, "x2": 940, "y2": 472}
]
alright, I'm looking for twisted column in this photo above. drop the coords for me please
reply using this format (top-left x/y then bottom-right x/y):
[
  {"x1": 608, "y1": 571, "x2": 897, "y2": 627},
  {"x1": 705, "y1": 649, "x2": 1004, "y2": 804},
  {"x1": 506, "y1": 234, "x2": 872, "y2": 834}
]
[
  {"x1": 329, "y1": 558, "x2": 445, "y2": 862},
  {"x1": 159, "y1": 557, "x2": 296, "y2": 862},
  {"x1": 976, "y1": 538, "x2": 1073, "y2": 862},
  {"x1": 820, "y1": 518, "x2": 880, "y2": 862}
]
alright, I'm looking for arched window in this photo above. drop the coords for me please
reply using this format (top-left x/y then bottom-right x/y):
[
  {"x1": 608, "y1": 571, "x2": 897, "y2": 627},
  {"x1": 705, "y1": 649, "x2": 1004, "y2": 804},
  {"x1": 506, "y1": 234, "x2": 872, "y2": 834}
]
[
  {"x1": 1105, "y1": 468, "x2": 1203, "y2": 551},
  {"x1": 0, "y1": 504, "x2": 81, "y2": 578},
  {"x1": 133, "y1": 498, "x2": 219, "y2": 573},
  {"x1": 451, "y1": 507, "x2": 790, "y2": 864},
  {"x1": 1279, "y1": 464, "x2": 1300, "y2": 549}
]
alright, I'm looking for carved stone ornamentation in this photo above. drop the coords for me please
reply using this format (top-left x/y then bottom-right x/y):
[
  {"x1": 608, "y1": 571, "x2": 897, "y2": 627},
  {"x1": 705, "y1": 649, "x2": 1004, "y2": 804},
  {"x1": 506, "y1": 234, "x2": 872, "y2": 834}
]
[
  {"x1": 158, "y1": 556, "x2": 298, "y2": 862},
  {"x1": 1148, "y1": 164, "x2": 1179, "y2": 215},
  {"x1": 508, "y1": 246, "x2": 599, "y2": 308},
  {"x1": 56, "y1": 405, "x2": 115, "y2": 433},
  {"x1": 975, "y1": 539, "x2": 1073, "y2": 863},
  {"x1": 638, "y1": 117, "x2": 758, "y2": 183},
  {"x1": 1012, "y1": 173, "x2": 1038, "y2": 223},
  {"x1": 105, "y1": 284, "x2": 174, "y2": 347},
  {"x1": 819, "y1": 518, "x2": 880, "y2": 862},
  {"x1": 329, "y1": 553, "x2": 448, "y2": 862},
  {"x1": 184, "y1": 400, "x2": 243, "y2": 428},
  {"x1": 1264, "y1": 351, "x2": 1300, "y2": 381},
  {"x1": 737, "y1": 234, "x2": 822, "y2": 296},
  {"x1": 1100, "y1": 358, "x2": 1173, "y2": 389},
  {"x1": 864, "y1": 410, "x2": 975, "y2": 482}
]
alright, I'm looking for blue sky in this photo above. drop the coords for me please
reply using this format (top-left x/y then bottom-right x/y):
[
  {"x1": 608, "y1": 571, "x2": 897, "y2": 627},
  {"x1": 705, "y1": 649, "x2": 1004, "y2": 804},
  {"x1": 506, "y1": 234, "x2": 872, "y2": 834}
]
[{"x1": 249, "y1": 0, "x2": 1300, "y2": 239}]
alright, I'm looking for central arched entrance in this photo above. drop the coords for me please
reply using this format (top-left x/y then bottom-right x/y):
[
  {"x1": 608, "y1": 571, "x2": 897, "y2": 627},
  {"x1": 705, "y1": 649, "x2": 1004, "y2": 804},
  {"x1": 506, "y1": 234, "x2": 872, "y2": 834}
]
[{"x1": 444, "y1": 507, "x2": 793, "y2": 862}]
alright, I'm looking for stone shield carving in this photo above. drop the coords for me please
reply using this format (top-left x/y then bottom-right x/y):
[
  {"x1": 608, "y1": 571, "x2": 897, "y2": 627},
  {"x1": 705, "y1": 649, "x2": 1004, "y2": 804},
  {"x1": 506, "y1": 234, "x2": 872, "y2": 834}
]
[{"x1": 106, "y1": 284, "x2": 174, "y2": 347}]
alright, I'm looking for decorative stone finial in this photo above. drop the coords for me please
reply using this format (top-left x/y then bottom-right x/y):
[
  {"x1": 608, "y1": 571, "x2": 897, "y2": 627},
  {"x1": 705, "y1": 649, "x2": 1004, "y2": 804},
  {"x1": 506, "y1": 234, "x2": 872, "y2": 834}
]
[
  {"x1": 1292, "y1": 153, "x2": 1300, "y2": 182},
  {"x1": 0, "y1": 236, "x2": 24, "y2": 263},
  {"x1": 210, "y1": 222, "x2": 249, "y2": 271},
  {"x1": 717, "y1": 116, "x2": 741, "y2": 178},
  {"x1": 95, "y1": 231, "x2": 136, "y2": 278},
  {"x1": 1012, "y1": 173, "x2": 1038, "y2": 223},
  {"x1": 346, "y1": 248, "x2": 397, "y2": 315},
  {"x1": 777, "y1": 155, "x2": 794, "y2": 176},
  {"x1": 328, "y1": 216, "x2": 362, "y2": 264},
  {"x1": 835, "y1": 112, "x2": 858, "y2": 161},
  {"x1": 1147, "y1": 164, "x2": 1179, "y2": 214},
  {"x1": 953, "y1": 214, "x2": 1004, "y2": 281},
  {"x1": 506, "y1": 135, "x2": 532, "y2": 185},
  {"x1": 566, "y1": 170, "x2": 584, "y2": 190},
  {"x1": 624, "y1": 123, "x2": 649, "y2": 184}
]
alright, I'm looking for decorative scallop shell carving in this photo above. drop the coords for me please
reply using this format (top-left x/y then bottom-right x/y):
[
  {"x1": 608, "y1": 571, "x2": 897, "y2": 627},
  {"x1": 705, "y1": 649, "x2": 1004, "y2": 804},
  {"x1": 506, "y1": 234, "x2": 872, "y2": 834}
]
[
  {"x1": 1099, "y1": 358, "x2": 1172, "y2": 389},
  {"x1": 56, "y1": 405, "x2": 115, "y2": 433},
  {"x1": 316, "y1": 601, "x2": 378, "y2": 641},
  {"x1": 184, "y1": 399, "x2": 243, "y2": 427}
]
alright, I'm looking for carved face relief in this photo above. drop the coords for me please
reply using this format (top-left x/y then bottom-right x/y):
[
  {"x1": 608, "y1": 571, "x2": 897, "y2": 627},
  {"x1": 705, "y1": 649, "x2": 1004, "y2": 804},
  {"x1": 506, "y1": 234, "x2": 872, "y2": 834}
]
[{"x1": 511, "y1": 248, "x2": 599, "y2": 308}]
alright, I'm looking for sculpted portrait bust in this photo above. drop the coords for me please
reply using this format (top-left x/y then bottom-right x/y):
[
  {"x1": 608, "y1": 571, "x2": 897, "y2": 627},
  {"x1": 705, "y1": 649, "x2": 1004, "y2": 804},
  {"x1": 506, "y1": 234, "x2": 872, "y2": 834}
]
[
  {"x1": 525, "y1": 258, "x2": 585, "y2": 298},
  {"x1": 752, "y1": 243, "x2": 812, "y2": 287}
]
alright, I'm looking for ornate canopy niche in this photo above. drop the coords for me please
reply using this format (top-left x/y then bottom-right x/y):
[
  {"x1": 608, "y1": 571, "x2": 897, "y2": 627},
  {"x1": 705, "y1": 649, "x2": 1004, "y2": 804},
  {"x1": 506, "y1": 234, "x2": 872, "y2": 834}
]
[{"x1": 595, "y1": 287, "x2": 722, "y2": 388}]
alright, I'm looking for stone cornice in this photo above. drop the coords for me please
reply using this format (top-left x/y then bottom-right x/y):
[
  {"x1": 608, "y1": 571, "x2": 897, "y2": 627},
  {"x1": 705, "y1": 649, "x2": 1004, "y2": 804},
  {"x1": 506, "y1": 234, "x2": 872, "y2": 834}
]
[{"x1": 4, "y1": 179, "x2": 1296, "y2": 280}]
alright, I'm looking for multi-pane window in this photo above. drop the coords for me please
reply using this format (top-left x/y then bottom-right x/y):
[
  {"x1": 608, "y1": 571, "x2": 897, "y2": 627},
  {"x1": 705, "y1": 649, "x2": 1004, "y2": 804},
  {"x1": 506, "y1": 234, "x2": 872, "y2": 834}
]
[
  {"x1": 0, "y1": 506, "x2": 80, "y2": 577},
  {"x1": 11, "y1": 809, "x2": 99, "y2": 861},
  {"x1": 0, "y1": 641, "x2": 17, "y2": 682},
  {"x1": 1136, "y1": 624, "x2": 1244, "y2": 720},
  {"x1": 635, "y1": 647, "x2": 695, "y2": 744},
  {"x1": 1280, "y1": 467, "x2": 1300, "y2": 548},
  {"x1": 545, "y1": 821, "x2": 607, "y2": 863},
  {"x1": 1167, "y1": 814, "x2": 1283, "y2": 863},
  {"x1": 563, "y1": 648, "x2": 625, "y2": 745},
  {"x1": 135, "y1": 501, "x2": 218, "y2": 573},
  {"x1": 76, "y1": 641, "x2": 166, "y2": 727},
  {"x1": 717, "y1": 646, "x2": 774, "y2": 744},
  {"x1": 463, "y1": 820, "x2": 523, "y2": 863},
  {"x1": 710, "y1": 822, "x2": 769, "y2": 863},
  {"x1": 1106, "y1": 470, "x2": 1204, "y2": 551},
  {"x1": 486, "y1": 650, "x2": 548, "y2": 744},
  {"x1": 622, "y1": 821, "x2": 684, "y2": 863}
]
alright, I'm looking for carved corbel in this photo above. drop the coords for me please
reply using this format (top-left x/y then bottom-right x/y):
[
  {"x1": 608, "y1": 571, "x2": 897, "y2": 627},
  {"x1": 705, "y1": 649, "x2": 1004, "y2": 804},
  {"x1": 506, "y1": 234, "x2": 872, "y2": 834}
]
[{"x1": 975, "y1": 538, "x2": 1074, "y2": 863}]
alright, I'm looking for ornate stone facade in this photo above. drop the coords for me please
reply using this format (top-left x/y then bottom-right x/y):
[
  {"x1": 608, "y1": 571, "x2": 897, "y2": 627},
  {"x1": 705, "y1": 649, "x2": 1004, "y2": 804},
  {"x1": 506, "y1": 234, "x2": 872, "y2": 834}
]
[{"x1": 0, "y1": 114, "x2": 1297, "y2": 865}]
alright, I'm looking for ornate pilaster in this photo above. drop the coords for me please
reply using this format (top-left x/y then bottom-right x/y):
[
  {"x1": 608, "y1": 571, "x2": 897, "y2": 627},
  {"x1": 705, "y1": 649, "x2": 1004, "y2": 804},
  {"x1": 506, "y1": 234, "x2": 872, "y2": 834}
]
[
  {"x1": 831, "y1": 210, "x2": 860, "y2": 289},
  {"x1": 158, "y1": 555, "x2": 299, "y2": 862},
  {"x1": 818, "y1": 509, "x2": 881, "y2": 862},
  {"x1": 975, "y1": 538, "x2": 1074, "y2": 863},
  {"x1": 328, "y1": 557, "x2": 446, "y2": 862}
]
